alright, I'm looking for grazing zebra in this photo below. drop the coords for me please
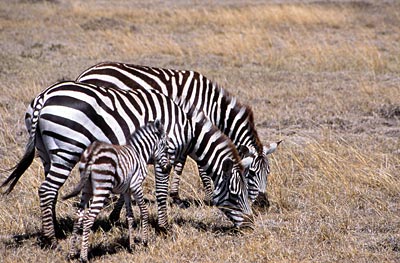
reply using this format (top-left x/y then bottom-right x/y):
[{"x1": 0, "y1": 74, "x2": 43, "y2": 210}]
[
  {"x1": 1, "y1": 81, "x2": 253, "y2": 247},
  {"x1": 77, "y1": 62, "x2": 280, "y2": 208},
  {"x1": 63, "y1": 120, "x2": 170, "y2": 262}
]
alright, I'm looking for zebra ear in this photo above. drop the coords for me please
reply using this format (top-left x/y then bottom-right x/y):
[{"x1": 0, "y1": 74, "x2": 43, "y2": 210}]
[
  {"x1": 238, "y1": 145, "x2": 250, "y2": 158},
  {"x1": 263, "y1": 140, "x2": 282, "y2": 155},
  {"x1": 238, "y1": 145, "x2": 255, "y2": 158}
]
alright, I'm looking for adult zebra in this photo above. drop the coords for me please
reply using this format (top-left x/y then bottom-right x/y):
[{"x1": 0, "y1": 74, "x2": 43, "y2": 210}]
[
  {"x1": 77, "y1": 62, "x2": 280, "y2": 207},
  {"x1": 1, "y1": 81, "x2": 253, "y2": 247}
]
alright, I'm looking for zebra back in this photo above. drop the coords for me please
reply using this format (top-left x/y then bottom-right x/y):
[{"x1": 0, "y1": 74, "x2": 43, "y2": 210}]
[{"x1": 77, "y1": 62, "x2": 263, "y2": 154}]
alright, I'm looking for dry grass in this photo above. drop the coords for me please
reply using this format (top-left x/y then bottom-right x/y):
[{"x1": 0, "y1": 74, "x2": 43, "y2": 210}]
[{"x1": 1, "y1": 0, "x2": 399, "y2": 262}]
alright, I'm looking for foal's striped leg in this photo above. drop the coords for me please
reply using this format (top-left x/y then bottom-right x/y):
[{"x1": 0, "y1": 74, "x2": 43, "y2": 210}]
[
  {"x1": 154, "y1": 163, "x2": 170, "y2": 232},
  {"x1": 132, "y1": 184, "x2": 149, "y2": 246},
  {"x1": 80, "y1": 193, "x2": 109, "y2": 262},
  {"x1": 123, "y1": 194, "x2": 135, "y2": 250},
  {"x1": 68, "y1": 191, "x2": 91, "y2": 259}
]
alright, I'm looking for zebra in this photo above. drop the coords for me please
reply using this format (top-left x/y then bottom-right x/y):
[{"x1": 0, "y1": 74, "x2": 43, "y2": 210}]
[
  {"x1": 62, "y1": 120, "x2": 170, "y2": 262},
  {"x1": 76, "y1": 62, "x2": 280, "y2": 208},
  {"x1": 1, "y1": 81, "x2": 253, "y2": 247}
]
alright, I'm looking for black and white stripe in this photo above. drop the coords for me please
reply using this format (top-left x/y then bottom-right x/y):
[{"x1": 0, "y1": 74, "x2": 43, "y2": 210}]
[
  {"x1": 63, "y1": 120, "x2": 170, "y2": 262},
  {"x1": 77, "y1": 62, "x2": 279, "y2": 207},
  {"x1": 2, "y1": 81, "x2": 253, "y2": 246}
]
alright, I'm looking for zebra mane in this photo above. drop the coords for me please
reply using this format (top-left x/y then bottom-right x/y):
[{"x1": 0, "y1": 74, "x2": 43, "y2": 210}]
[{"x1": 212, "y1": 81, "x2": 264, "y2": 155}]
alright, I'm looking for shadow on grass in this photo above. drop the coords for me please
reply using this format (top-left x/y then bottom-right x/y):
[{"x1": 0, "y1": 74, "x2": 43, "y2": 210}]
[
  {"x1": 1, "y1": 197, "x2": 240, "y2": 256},
  {"x1": 173, "y1": 216, "x2": 245, "y2": 236},
  {"x1": 170, "y1": 197, "x2": 211, "y2": 209},
  {"x1": 0, "y1": 214, "x2": 137, "y2": 250},
  {"x1": 56, "y1": 216, "x2": 125, "y2": 238},
  {"x1": 86, "y1": 236, "x2": 130, "y2": 261},
  {"x1": 85, "y1": 235, "x2": 150, "y2": 261},
  {"x1": 0, "y1": 232, "x2": 41, "y2": 247}
]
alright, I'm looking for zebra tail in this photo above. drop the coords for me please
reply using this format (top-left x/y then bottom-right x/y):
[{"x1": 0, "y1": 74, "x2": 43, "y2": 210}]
[
  {"x1": 1, "y1": 94, "x2": 45, "y2": 195},
  {"x1": 62, "y1": 163, "x2": 91, "y2": 200},
  {"x1": 1, "y1": 136, "x2": 35, "y2": 195}
]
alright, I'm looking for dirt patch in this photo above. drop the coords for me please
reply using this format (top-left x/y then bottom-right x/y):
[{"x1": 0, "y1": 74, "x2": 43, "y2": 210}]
[{"x1": 80, "y1": 17, "x2": 127, "y2": 31}]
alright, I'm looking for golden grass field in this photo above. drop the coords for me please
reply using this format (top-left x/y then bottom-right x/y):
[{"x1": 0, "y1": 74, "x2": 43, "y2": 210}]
[{"x1": 0, "y1": 0, "x2": 399, "y2": 262}]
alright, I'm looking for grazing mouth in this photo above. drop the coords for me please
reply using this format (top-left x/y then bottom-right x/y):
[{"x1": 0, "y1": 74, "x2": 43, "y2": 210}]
[{"x1": 217, "y1": 205, "x2": 255, "y2": 228}]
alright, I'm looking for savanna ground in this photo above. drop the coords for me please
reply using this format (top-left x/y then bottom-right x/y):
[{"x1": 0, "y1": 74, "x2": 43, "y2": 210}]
[{"x1": 0, "y1": 0, "x2": 399, "y2": 262}]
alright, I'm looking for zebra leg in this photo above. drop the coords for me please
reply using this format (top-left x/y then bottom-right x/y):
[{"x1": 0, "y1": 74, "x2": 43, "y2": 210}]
[
  {"x1": 109, "y1": 195, "x2": 125, "y2": 223},
  {"x1": 80, "y1": 195, "x2": 107, "y2": 263},
  {"x1": 123, "y1": 194, "x2": 135, "y2": 251},
  {"x1": 68, "y1": 208, "x2": 84, "y2": 259},
  {"x1": 38, "y1": 184, "x2": 58, "y2": 247},
  {"x1": 132, "y1": 185, "x2": 149, "y2": 247},
  {"x1": 154, "y1": 163, "x2": 170, "y2": 233},
  {"x1": 52, "y1": 192, "x2": 59, "y2": 235},
  {"x1": 169, "y1": 161, "x2": 188, "y2": 208},
  {"x1": 199, "y1": 169, "x2": 214, "y2": 206},
  {"x1": 68, "y1": 192, "x2": 90, "y2": 259},
  {"x1": 38, "y1": 163, "x2": 71, "y2": 248}
]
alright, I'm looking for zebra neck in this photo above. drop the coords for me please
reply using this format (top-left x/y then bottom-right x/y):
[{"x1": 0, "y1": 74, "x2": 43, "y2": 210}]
[
  {"x1": 189, "y1": 118, "x2": 241, "y2": 182},
  {"x1": 128, "y1": 138, "x2": 152, "y2": 164}
]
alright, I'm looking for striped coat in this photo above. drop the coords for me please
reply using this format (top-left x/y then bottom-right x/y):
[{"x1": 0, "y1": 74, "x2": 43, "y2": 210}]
[{"x1": 77, "y1": 62, "x2": 280, "y2": 207}]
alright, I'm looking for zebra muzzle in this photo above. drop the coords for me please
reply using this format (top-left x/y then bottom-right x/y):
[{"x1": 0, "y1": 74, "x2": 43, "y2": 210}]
[
  {"x1": 240, "y1": 213, "x2": 255, "y2": 229},
  {"x1": 253, "y1": 193, "x2": 270, "y2": 209}
]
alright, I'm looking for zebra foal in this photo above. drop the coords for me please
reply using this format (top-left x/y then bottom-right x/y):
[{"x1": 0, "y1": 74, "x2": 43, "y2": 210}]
[{"x1": 62, "y1": 120, "x2": 170, "y2": 262}]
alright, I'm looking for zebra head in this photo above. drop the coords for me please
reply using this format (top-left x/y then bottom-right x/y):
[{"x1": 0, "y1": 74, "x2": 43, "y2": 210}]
[
  {"x1": 213, "y1": 158, "x2": 254, "y2": 228},
  {"x1": 239, "y1": 140, "x2": 282, "y2": 208},
  {"x1": 151, "y1": 120, "x2": 172, "y2": 174}
]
